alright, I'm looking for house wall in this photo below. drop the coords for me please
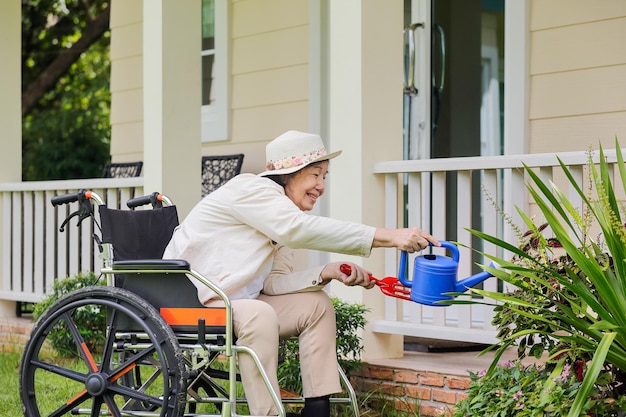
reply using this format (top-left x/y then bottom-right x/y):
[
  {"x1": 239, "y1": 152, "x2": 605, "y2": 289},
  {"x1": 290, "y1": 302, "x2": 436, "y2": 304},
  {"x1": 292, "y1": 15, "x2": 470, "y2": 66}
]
[
  {"x1": 109, "y1": 1, "x2": 144, "y2": 163},
  {"x1": 529, "y1": 0, "x2": 626, "y2": 153},
  {"x1": 0, "y1": 0, "x2": 21, "y2": 183},
  {"x1": 109, "y1": 0, "x2": 312, "y2": 176},
  {"x1": 227, "y1": 0, "x2": 311, "y2": 174}
]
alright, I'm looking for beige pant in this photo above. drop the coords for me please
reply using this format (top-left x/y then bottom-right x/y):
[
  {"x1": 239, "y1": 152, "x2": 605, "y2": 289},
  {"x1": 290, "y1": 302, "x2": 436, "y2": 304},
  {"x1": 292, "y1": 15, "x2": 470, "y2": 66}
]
[{"x1": 214, "y1": 291, "x2": 342, "y2": 416}]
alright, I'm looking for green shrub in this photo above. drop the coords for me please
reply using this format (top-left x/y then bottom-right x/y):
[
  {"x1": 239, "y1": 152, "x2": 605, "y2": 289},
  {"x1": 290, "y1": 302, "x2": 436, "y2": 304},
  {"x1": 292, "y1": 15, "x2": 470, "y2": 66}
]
[
  {"x1": 456, "y1": 140, "x2": 626, "y2": 416},
  {"x1": 33, "y1": 272, "x2": 105, "y2": 357},
  {"x1": 277, "y1": 296, "x2": 369, "y2": 394},
  {"x1": 453, "y1": 359, "x2": 618, "y2": 417}
]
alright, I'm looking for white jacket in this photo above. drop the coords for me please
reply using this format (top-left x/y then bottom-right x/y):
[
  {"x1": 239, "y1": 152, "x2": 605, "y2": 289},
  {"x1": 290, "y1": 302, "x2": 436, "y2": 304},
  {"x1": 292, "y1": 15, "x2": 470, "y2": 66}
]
[{"x1": 163, "y1": 174, "x2": 376, "y2": 304}]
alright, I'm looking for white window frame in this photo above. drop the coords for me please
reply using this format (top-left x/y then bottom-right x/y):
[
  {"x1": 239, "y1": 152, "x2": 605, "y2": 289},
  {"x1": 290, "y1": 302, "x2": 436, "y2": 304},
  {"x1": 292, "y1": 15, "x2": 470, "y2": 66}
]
[{"x1": 201, "y1": 0, "x2": 230, "y2": 142}]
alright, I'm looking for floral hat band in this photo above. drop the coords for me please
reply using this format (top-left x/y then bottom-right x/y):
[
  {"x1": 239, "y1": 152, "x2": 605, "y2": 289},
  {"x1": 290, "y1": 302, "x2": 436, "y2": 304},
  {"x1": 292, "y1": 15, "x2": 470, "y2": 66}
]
[
  {"x1": 259, "y1": 130, "x2": 342, "y2": 177},
  {"x1": 266, "y1": 147, "x2": 328, "y2": 172}
]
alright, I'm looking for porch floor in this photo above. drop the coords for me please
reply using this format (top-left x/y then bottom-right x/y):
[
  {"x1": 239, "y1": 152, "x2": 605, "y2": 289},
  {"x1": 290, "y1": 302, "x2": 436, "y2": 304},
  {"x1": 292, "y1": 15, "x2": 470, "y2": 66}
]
[{"x1": 367, "y1": 347, "x2": 520, "y2": 377}]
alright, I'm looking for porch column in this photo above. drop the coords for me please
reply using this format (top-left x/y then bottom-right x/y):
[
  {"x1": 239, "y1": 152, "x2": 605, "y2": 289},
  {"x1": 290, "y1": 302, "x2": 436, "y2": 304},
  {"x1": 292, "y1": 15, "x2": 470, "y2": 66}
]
[
  {"x1": 327, "y1": 1, "x2": 404, "y2": 359},
  {"x1": 0, "y1": 0, "x2": 22, "y2": 316},
  {"x1": 143, "y1": 0, "x2": 201, "y2": 217}
]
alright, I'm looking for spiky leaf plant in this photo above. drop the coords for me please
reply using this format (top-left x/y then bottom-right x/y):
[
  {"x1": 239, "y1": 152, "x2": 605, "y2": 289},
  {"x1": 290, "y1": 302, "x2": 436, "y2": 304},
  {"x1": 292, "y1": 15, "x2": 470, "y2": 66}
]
[{"x1": 455, "y1": 139, "x2": 626, "y2": 417}]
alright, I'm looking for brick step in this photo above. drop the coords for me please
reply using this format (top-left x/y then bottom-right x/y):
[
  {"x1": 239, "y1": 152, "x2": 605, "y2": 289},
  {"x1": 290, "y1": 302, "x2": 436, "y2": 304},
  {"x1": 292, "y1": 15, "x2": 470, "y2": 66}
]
[
  {"x1": 0, "y1": 317, "x2": 34, "y2": 352},
  {"x1": 355, "y1": 349, "x2": 526, "y2": 416}
]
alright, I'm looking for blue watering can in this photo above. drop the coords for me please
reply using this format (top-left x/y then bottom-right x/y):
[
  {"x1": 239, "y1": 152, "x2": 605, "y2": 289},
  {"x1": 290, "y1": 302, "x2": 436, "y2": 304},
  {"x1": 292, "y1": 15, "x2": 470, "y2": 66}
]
[
  {"x1": 340, "y1": 240, "x2": 493, "y2": 306},
  {"x1": 397, "y1": 240, "x2": 493, "y2": 306}
]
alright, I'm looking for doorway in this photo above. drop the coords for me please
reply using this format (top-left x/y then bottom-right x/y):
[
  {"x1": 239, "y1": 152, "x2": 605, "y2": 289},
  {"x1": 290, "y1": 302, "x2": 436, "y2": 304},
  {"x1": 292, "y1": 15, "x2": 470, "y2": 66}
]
[
  {"x1": 402, "y1": 0, "x2": 506, "y2": 349},
  {"x1": 403, "y1": 0, "x2": 505, "y2": 241}
]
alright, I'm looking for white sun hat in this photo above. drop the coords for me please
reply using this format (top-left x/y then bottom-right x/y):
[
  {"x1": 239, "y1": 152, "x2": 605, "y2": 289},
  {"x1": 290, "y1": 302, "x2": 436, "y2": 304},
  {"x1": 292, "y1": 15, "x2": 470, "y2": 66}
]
[{"x1": 258, "y1": 130, "x2": 342, "y2": 176}]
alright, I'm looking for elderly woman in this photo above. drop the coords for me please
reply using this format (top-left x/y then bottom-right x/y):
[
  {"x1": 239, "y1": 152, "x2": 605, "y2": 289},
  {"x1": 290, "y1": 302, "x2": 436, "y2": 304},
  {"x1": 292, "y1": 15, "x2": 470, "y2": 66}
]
[{"x1": 164, "y1": 130, "x2": 440, "y2": 417}]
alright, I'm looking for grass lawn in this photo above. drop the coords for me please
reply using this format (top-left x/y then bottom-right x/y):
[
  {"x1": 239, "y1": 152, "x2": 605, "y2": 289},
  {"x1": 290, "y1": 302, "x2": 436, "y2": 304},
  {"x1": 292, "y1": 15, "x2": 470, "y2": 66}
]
[
  {"x1": 2, "y1": 349, "x2": 24, "y2": 416},
  {"x1": 4, "y1": 345, "x2": 419, "y2": 417}
]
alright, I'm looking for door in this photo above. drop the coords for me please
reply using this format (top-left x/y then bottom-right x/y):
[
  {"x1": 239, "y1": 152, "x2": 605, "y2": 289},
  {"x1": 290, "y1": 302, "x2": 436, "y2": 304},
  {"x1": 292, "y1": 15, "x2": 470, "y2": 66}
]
[{"x1": 403, "y1": 0, "x2": 505, "y2": 239}]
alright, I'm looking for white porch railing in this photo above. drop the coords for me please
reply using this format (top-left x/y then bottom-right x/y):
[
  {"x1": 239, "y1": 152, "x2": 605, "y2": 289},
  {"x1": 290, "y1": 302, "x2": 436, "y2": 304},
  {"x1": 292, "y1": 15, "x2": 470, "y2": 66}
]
[
  {"x1": 0, "y1": 177, "x2": 143, "y2": 304},
  {"x1": 371, "y1": 148, "x2": 619, "y2": 345},
  {"x1": 0, "y1": 149, "x2": 618, "y2": 344}
]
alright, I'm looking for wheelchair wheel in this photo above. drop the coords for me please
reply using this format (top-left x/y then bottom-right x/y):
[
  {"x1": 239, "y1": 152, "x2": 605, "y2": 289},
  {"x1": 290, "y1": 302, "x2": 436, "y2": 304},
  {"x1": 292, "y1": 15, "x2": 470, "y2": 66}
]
[{"x1": 20, "y1": 286, "x2": 187, "y2": 417}]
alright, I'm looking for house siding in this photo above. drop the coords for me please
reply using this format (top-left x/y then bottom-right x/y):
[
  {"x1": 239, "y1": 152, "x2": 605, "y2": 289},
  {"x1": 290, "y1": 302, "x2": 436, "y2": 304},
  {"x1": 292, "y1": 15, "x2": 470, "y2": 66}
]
[
  {"x1": 109, "y1": 1, "x2": 144, "y2": 163},
  {"x1": 228, "y1": 0, "x2": 311, "y2": 174},
  {"x1": 529, "y1": 0, "x2": 626, "y2": 153},
  {"x1": 108, "y1": 0, "x2": 312, "y2": 175}
]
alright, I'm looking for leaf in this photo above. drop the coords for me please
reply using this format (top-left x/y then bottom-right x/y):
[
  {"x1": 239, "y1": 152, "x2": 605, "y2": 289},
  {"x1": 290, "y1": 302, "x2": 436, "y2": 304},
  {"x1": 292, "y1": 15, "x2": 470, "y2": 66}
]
[
  {"x1": 567, "y1": 332, "x2": 616, "y2": 417},
  {"x1": 588, "y1": 321, "x2": 619, "y2": 331},
  {"x1": 540, "y1": 357, "x2": 565, "y2": 404},
  {"x1": 615, "y1": 138, "x2": 626, "y2": 197}
]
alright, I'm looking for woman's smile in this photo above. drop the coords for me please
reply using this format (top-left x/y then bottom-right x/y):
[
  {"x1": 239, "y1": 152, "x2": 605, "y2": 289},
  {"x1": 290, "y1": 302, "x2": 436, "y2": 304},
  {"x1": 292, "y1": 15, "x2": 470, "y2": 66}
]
[{"x1": 284, "y1": 161, "x2": 328, "y2": 211}]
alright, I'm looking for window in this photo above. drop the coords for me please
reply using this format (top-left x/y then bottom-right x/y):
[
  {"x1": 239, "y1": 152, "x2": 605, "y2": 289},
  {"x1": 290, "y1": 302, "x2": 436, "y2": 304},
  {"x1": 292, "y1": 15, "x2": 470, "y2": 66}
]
[{"x1": 201, "y1": 0, "x2": 229, "y2": 142}]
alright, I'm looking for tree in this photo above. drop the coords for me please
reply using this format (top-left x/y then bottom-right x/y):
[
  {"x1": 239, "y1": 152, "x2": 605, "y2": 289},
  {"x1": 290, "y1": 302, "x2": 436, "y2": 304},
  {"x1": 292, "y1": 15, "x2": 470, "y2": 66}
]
[{"x1": 22, "y1": 0, "x2": 111, "y2": 180}]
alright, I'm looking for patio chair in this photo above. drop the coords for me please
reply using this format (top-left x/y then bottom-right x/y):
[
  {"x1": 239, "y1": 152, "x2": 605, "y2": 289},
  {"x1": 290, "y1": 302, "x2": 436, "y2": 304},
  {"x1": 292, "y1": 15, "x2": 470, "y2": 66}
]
[
  {"x1": 201, "y1": 153, "x2": 244, "y2": 197},
  {"x1": 101, "y1": 161, "x2": 144, "y2": 178}
]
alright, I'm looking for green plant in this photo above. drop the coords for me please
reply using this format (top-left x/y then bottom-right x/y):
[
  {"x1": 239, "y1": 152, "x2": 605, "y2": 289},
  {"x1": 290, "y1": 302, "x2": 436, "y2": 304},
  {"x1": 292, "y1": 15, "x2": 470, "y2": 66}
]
[
  {"x1": 277, "y1": 297, "x2": 369, "y2": 394},
  {"x1": 33, "y1": 271, "x2": 104, "y2": 357},
  {"x1": 452, "y1": 358, "x2": 626, "y2": 417},
  {"x1": 456, "y1": 139, "x2": 626, "y2": 416}
]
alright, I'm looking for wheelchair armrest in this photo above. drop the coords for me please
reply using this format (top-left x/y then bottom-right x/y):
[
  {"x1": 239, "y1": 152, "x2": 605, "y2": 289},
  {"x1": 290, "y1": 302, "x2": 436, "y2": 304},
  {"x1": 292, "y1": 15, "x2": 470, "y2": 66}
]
[{"x1": 112, "y1": 259, "x2": 190, "y2": 270}]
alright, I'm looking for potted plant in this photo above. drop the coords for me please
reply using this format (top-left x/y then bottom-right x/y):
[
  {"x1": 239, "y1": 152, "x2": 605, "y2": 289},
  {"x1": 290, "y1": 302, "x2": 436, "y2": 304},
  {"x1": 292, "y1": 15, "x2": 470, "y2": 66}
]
[{"x1": 453, "y1": 140, "x2": 626, "y2": 416}]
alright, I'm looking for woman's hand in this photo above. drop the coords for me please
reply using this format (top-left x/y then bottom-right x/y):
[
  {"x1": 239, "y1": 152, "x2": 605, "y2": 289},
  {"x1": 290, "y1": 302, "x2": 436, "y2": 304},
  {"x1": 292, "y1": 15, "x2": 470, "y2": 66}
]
[
  {"x1": 373, "y1": 227, "x2": 440, "y2": 253},
  {"x1": 319, "y1": 262, "x2": 375, "y2": 289}
]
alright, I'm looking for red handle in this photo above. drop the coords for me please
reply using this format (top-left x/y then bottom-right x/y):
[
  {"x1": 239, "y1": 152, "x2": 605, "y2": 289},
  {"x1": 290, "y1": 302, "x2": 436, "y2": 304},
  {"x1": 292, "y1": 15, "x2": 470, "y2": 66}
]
[
  {"x1": 339, "y1": 263, "x2": 354, "y2": 276},
  {"x1": 340, "y1": 263, "x2": 412, "y2": 301},
  {"x1": 340, "y1": 263, "x2": 376, "y2": 280}
]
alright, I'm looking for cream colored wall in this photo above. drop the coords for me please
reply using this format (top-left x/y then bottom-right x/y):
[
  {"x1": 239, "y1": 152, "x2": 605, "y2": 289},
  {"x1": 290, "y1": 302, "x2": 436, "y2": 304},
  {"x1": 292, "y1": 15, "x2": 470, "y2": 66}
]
[
  {"x1": 206, "y1": 0, "x2": 311, "y2": 174},
  {"x1": 109, "y1": 0, "x2": 311, "y2": 175},
  {"x1": 109, "y1": 1, "x2": 144, "y2": 164},
  {"x1": 0, "y1": 0, "x2": 21, "y2": 183},
  {"x1": 529, "y1": 0, "x2": 626, "y2": 153}
]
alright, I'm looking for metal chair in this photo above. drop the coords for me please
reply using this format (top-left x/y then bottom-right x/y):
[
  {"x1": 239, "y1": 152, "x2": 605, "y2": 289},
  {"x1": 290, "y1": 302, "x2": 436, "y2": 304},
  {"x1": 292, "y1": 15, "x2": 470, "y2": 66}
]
[
  {"x1": 201, "y1": 154, "x2": 244, "y2": 197},
  {"x1": 101, "y1": 161, "x2": 144, "y2": 178}
]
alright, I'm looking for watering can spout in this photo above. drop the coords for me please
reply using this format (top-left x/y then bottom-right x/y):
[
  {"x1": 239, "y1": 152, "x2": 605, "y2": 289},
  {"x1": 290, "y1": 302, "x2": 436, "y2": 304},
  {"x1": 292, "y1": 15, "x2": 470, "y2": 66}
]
[{"x1": 455, "y1": 270, "x2": 493, "y2": 293}]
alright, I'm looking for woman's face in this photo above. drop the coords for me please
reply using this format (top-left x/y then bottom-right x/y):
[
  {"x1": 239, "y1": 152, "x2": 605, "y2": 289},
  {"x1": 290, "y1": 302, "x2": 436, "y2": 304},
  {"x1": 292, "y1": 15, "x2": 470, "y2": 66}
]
[{"x1": 283, "y1": 161, "x2": 329, "y2": 211}]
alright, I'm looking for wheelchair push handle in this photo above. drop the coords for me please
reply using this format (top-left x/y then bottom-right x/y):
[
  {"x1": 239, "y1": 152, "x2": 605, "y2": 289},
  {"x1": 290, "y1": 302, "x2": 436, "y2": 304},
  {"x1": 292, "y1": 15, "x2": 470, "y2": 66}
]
[
  {"x1": 51, "y1": 189, "x2": 104, "y2": 207},
  {"x1": 50, "y1": 189, "x2": 105, "y2": 232},
  {"x1": 127, "y1": 192, "x2": 173, "y2": 208}
]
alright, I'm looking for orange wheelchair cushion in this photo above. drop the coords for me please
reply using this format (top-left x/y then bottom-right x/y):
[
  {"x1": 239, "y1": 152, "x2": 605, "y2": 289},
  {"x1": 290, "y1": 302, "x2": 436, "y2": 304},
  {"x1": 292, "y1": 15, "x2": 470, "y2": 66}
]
[{"x1": 160, "y1": 307, "x2": 227, "y2": 327}]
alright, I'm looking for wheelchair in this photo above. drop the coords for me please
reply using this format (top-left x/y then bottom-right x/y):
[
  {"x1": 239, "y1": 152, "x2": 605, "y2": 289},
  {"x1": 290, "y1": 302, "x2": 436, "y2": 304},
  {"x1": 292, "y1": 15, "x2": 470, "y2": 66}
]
[{"x1": 19, "y1": 190, "x2": 360, "y2": 417}]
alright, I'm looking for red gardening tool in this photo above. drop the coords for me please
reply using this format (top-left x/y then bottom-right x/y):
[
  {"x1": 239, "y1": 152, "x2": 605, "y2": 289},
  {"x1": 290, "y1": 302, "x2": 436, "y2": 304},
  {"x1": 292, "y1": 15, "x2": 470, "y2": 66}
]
[{"x1": 339, "y1": 263, "x2": 412, "y2": 301}]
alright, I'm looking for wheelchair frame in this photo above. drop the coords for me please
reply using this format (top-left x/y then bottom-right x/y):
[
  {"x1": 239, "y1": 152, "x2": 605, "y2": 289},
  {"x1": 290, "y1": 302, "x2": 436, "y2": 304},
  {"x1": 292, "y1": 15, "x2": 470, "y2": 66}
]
[{"x1": 19, "y1": 190, "x2": 360, "y2": 417}]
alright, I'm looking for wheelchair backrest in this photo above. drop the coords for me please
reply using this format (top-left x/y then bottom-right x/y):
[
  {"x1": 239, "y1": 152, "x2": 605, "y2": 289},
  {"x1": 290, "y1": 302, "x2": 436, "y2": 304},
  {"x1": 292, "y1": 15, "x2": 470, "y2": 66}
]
[
  {"x1": 99, "y1": 205, "x2": 179, "y2": 260},
  {"x1": 98, "y1": 205, "x2": 205, "y2": 309}
]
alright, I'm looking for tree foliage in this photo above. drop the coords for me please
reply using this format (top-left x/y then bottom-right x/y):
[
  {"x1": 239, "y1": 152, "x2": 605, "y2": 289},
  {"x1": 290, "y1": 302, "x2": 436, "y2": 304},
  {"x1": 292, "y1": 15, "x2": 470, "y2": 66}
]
[{"x1": 22, "y1": 0, "x2": 111, "y2": 180}]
